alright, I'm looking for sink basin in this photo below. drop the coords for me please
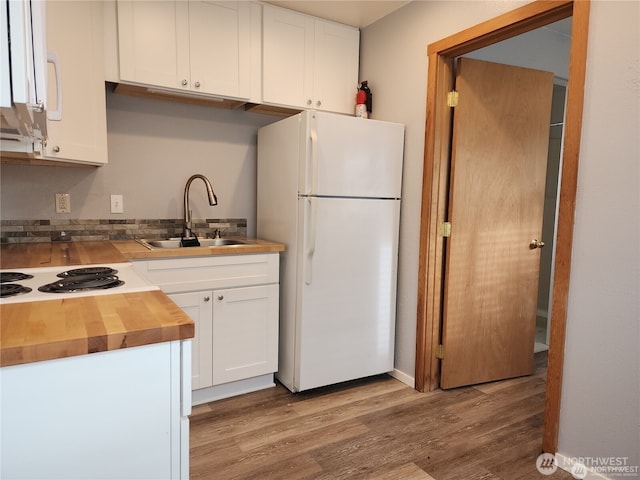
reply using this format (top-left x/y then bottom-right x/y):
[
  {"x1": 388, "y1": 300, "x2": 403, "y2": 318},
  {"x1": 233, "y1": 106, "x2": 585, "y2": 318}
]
[
  {"x1": 140, "y1": 238, "x2": 247, "y2": 248},
  {"x1": 204, "y1": 238, "x2": 245, "y2": 246}
]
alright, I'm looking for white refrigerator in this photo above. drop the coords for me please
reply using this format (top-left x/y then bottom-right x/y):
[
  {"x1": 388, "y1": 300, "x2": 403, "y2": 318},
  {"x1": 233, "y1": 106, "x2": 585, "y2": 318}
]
[{"x1": 257, "y1": 110, "x2": 405, "y2": 392}]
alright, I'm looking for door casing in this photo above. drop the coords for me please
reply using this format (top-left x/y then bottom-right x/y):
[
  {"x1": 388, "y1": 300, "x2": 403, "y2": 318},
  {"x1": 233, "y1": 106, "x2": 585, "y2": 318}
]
[{"x1": 415, "y1": 0, "x2": 590, "y2": 454}]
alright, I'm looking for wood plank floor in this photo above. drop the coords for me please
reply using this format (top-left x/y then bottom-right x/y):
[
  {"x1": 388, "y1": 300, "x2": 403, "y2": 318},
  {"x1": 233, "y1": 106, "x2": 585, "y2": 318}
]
[{"x1": 190, "y1": 352, "x2": 573, "y2": 479}]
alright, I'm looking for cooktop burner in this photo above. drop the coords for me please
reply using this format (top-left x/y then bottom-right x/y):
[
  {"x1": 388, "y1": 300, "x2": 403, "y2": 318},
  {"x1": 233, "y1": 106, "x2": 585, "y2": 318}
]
[
  {"x1": 0, "y1": 263, "x2": 158, "y2": 304},
  {"x1": 0, "y1": 272, "x2": 34, "y2": 283},
  {"x1": 1, "y1": 284, "x2": 33, "y2": 298},
  {"x1": 39, "y1": 274, "x2": 125, "y2": 293},
  {"x1": 56, "y1": 267, "x2": 118, "y2": 278}
]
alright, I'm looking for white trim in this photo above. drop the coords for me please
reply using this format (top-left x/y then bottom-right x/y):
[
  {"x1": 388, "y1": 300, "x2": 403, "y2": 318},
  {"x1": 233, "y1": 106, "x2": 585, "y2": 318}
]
[
  {"x1": 389, "y1": 368, "x2": 414, "y2": 388},
  {"x1": 191, "y1": 374, "x2": 275, "y2": 405}
]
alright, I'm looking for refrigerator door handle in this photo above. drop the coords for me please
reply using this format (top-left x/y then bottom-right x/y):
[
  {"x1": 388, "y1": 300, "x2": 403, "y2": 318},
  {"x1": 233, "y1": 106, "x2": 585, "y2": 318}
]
[
  {"x1": 304, "y1": 197, "x2": 317, "y2": 285},
  {"x1": 308, "y1": 124, "x2": 318, "y2": 196}
]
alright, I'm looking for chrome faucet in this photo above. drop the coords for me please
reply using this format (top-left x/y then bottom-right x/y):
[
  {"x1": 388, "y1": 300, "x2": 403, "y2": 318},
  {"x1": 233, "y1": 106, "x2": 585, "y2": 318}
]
[{"x1": 183, "y1": 174, "x2": 217, "y2": 238}]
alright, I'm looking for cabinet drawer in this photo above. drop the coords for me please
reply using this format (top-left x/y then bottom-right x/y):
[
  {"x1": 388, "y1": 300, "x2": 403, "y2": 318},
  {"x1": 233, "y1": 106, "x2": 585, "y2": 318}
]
[{"x1": 132, "y1": 254, "x2": 279, "y2": 293}]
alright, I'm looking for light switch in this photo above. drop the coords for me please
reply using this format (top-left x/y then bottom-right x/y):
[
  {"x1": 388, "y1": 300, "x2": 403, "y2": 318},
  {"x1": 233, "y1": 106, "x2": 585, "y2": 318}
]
[{"x1": 110, "y1": 195, "x2": 124, "y2": 214}]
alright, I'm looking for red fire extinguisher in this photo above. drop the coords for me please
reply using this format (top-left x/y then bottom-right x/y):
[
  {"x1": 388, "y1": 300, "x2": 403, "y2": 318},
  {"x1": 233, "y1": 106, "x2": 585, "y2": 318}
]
[{"x1": 356, "y1": 81, "x2": 372, "y2": 118}]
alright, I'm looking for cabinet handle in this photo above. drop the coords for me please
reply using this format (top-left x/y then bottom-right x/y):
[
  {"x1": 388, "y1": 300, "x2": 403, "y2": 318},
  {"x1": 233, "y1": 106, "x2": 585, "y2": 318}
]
[
  {"x1": 181, "y1": 79, "x2": 188, "y2": 86},
  {"x1": 204, "y1": 296, "x2": 210, "y2": 302},
  {"x1": 217, "y1": 295, "x2": 224, "y2": 301},
  {"x1": 194, "y1": 81, "x2": 201, "y2": 88}
]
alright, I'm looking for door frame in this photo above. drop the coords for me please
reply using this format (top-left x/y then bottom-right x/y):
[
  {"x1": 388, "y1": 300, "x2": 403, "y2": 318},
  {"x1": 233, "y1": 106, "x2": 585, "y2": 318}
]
[{"x1": 415, "y1": 0, "x2": 590, "y2": 454}]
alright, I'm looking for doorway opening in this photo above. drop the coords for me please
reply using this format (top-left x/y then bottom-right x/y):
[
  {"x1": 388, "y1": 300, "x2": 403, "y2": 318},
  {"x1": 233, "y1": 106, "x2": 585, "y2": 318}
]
[
  {"x1": 461, "y1": 28, "x2": 571, "y2": 357},
  {"x1": 414, "y1": 0, "x2": 590, "y2": 453}
]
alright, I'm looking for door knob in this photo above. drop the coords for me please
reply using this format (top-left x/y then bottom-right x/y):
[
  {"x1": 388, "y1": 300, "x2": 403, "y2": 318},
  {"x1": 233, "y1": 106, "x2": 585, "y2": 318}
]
[{"x1": 529, "y1": 239, "x2": 545, "y2": 249}]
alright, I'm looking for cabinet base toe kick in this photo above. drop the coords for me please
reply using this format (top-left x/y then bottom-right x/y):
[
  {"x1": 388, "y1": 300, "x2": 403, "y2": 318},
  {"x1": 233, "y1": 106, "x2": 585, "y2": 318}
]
[{"x1": 192, "y1": 374, "x2": 276, "y2": 406}]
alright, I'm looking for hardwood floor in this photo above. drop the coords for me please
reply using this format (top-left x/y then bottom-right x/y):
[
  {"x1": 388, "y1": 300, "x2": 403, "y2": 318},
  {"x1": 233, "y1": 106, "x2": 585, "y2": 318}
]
[{"x1": 190, "y1": 352, "x2": 573, "y2": 479}]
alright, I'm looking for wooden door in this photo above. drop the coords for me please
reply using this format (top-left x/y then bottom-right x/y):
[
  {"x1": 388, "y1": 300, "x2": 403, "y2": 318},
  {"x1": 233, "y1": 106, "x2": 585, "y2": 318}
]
[{"x1": 440, "y1": 57, "x2": 553, "y2": 389}]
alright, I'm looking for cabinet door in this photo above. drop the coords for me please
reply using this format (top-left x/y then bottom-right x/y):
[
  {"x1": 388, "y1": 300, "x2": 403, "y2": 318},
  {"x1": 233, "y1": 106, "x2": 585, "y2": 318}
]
[
  {"x1": 42, "y1": 1, "x2": 108, "y2": 165},
  {"x1": 262, "y1": 5, "x2": 314, "y2": 109},
  {"x1": 189, "y1": 1, "x2": 251, "y2": 99},
  {"x1": 313, "y1": 19, "x2": 360, "y2": 115},
  {"x1": 117, "y1": 0, "x2": 190, "y2": 90},
  {"x1": 170, "y1": 291, "x2": 214, "y2": 390},
  {"x1": 212, "y1": 285, "x2": 279, "y2": 385},
  {"x1": 1, "y1": 343, "x2": 183, "y2": 479}
]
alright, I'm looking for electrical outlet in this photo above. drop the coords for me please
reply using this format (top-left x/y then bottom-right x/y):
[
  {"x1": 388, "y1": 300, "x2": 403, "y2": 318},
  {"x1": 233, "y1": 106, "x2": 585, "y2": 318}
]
[
  {"x1": 110, "y1": 194, "x2": 124, "y2": 214},
  {"x1": 55, "y1": 194, "x2": 71, "y2": 213}
]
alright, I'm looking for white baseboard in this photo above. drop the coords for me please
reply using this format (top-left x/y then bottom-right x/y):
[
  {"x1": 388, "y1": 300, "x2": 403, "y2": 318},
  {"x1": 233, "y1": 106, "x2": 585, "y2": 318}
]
[
  {"x1": 556, "y1": 452, "x2": 628, "y2": 480},
  {"x1": 192, "y1": 374, "x2": 275, "y2": 405},
  {"x1": 389, "y1": 368, "x2": 414, "y2": 388}
]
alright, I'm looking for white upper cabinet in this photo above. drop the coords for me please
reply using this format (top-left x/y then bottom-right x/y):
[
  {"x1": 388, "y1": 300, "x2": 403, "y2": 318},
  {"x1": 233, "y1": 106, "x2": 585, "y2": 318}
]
[
  {"x1": 41, "y1": 1, "x2": 108, "y2": 165},
  {"x1": 117, "y1": 0, "x2": 251, "y2": 100},
  {"x1": 189, "y1": 1, "x2": 251, "y2": 99},
  {"x1": 262, "y1": 4, "x2": 360, "y2": 115}
]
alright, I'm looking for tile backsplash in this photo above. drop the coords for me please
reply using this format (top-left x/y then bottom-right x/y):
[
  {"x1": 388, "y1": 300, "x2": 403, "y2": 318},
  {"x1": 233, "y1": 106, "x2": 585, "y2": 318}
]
[{"x1": 0, "y1": 218, "x2": 247, "y2": 243}]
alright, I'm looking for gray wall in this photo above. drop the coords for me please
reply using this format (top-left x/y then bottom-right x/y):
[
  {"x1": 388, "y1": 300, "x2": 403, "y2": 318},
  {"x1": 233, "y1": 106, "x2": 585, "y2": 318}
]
[
  {"x1": 360, "y1": 0, "x2": 639, "y2": 475},
  {"x1": 1, "y1": 89, "x2": 277, "y2": 236}
]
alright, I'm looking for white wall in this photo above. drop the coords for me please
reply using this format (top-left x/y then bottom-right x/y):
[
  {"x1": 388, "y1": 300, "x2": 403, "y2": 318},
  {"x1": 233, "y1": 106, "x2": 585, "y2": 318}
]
[
  {"x1": 360, "y1": 0, "x2": 640, "y2": 476},
  {"x1": 556, "y1": 0, "x2": 640, "y2": 474},
  {"x1": 0, "y1": 90, "x2": 276, "y2": 236}
]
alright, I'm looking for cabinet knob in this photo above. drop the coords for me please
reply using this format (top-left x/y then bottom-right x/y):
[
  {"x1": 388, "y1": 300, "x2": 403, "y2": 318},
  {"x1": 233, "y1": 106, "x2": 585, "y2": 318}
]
[
  {"x1": 307, "y1": 99, "x2": 312, "y2": 106},
  {"x1": 194, "y1": 81, "x2": 200, "y2": 88},
  {"x1": 181, "y1": 79, "x2": 188, "y2": 86},
  {"x1": 316, "y1": 100, "x2": 322, "y2": 107},
  {"x1": 204, "y1": 296, "x2": 210, "y2": 302},
  {"x1": 217, "y1": 295, "x2": 224, "y2": 301},
  {"x1": 53, "y1": 145, "x2": 60, "y2": 153}
]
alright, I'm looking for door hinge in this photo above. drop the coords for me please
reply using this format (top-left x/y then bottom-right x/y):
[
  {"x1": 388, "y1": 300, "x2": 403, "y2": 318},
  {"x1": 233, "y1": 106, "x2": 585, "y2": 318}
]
[
  {"x1": 447, "y1": 90, "x2": 459, "y2": 107},
  {"x1": 436, "y1": 344, "x2": 444, "y2": 359},
  {"x1": 441, "y1": 222, "x2": 452, "y2": 238}
]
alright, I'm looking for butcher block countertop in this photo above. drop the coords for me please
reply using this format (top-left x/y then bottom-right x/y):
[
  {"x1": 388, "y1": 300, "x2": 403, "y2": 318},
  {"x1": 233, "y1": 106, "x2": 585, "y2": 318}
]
[
  {"x1": 1, "y1": 291, "x2": 193, "y2": 367},
  {"x1": 0, "y1": 239, "x2": 283, "y2": 367}
]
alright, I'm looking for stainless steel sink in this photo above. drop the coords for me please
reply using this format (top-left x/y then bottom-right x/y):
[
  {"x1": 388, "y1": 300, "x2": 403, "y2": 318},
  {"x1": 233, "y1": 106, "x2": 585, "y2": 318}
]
[{"x1": 139, "y1": 238, "x2": 247, "y2": 249}]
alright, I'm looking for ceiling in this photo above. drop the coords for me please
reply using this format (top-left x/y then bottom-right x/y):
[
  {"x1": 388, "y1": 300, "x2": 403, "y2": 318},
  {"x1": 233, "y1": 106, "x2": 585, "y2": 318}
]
[
  {"x1": 262, "y1": 2, "x2": 572, "y2": 36},
  {"x1": 262, "y1": 1, "x2": 411, "y2": 28}
]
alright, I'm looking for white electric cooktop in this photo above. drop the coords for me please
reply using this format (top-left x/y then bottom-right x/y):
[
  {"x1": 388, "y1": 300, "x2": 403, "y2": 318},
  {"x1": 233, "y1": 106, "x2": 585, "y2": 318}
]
[{"x1": 0, "y1": 262, "x2": 159, "y2": 304}]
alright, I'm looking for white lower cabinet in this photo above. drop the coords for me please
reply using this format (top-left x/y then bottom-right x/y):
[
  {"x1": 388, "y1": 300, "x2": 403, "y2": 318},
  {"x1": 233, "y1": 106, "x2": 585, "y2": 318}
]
[
  {"x1": 171, "y1": 290, "x2": 213, "y2": 390},
  {"x1": 1, "y1": 341, "x2": 191, "y2": 480},
  {"x1": 211, "y1": 284, "x2": 279, "y2": 384},
  {"x1": 132, "y1": 254, "x2": 279, "y2": 404}
]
